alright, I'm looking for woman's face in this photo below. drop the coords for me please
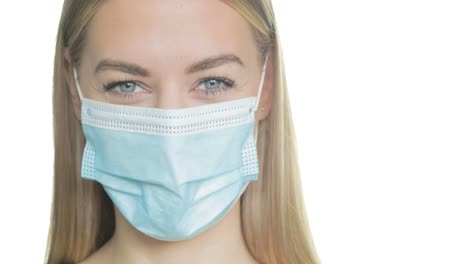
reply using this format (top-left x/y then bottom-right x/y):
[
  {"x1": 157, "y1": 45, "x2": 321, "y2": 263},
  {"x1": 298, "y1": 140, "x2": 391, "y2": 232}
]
[{"x1": 67, "y1": 0, "x2": 271, "y2": 116}]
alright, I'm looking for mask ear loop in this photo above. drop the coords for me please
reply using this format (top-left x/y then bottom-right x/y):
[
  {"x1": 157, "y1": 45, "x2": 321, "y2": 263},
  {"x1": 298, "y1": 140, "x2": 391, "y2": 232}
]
[
  {"x1": 252, "y1": 54, "x2": 269, "y2": 143},
  {"x1": 73, "y1": 67, "x2": 84, "y2": 101}
]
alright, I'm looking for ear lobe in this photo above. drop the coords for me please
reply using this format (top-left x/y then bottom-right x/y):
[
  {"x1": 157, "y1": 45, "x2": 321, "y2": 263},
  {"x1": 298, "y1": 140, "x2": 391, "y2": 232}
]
[{"x1": 63, "y1": 48, "x2": 82, "y2": 122}]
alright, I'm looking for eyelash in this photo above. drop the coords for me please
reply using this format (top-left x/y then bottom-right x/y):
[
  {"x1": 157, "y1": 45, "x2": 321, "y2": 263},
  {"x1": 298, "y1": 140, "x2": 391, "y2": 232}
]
[
  {"x1": 102, "y1": 75, "x2": 236, "y2": 98},
  {"x1": 200, "y1": 75, "x2": 236, "y2": 95}
]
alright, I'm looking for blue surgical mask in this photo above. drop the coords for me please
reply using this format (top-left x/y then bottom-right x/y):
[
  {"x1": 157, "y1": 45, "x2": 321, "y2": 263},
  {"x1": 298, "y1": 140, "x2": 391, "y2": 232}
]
[{"x1": 73, "y1": 55, "x2": 268, "y2": 241}]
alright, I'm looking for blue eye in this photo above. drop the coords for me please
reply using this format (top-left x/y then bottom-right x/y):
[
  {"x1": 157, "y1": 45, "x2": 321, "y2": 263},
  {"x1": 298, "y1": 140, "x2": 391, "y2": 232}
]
[
  {"x1": 103, "y1": 80, "x2": 145, "y2": 93},
  {"x1": 198, "y1": 76, "x2": 235, "y2": 96},
  {"x1": 102, "y1": 75, "x2": 236, "y2": 99},
  {"x1": 116, "y1": 82, "x2": 140, "y2": 92}
]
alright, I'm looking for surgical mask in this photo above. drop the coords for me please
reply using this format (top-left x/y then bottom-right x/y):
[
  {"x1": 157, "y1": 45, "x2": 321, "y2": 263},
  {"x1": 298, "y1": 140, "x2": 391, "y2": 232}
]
[{"x1": 73, "y1": 55, "x2": 268, "y2": 241}]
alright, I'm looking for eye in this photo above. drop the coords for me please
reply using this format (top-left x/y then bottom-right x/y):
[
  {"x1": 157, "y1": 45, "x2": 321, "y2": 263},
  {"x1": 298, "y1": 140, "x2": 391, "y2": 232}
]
[
  {"x1": 101, "y1": 79, "x2": 151, "y2": 102},
  {"x1": 103, "y1": 80, "x2": 146, "y2": 94},
  {"x1": 102, "y1": 76, "x2": 236, "y2": 100},
  {"x1": 198, "y1": 76, "x2": 235, "y2": 96}
]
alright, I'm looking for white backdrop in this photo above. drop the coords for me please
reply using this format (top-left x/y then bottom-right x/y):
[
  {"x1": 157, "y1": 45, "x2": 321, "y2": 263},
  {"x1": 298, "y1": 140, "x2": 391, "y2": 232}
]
[{"x1": 0, "y1": 1, "x2": 467, "y2": 263}]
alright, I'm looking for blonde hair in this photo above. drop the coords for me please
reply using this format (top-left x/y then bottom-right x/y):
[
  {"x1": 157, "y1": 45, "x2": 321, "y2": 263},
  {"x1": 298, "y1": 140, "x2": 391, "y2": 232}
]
[{"x1": 46, "y1": 0, "x2": 321, "y2": 263}]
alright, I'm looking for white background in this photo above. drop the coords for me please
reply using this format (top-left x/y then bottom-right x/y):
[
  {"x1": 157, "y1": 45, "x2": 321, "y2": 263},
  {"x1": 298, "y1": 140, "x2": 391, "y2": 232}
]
[{"x1": 0, "y1": 1, "x2": 467, "y2": 263}]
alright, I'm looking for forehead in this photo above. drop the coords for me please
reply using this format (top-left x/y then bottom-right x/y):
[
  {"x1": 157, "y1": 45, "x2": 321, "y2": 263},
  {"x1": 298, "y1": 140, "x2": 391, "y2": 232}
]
[{"x1": 85, "y1": 0, "x2": 257, "y2": 67}]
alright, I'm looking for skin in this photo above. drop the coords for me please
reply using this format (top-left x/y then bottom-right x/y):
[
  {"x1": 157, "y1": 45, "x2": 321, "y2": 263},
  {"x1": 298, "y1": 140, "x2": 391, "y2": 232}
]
[{"x1": 64, "y1": 0, "x2": 274, "y2": 263}]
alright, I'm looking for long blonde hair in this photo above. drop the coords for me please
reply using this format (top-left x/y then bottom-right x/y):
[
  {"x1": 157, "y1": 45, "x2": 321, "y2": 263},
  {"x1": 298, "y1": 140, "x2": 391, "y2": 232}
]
[{"x1": 46, "y1": 1, "x2": 321, "y2": 263}]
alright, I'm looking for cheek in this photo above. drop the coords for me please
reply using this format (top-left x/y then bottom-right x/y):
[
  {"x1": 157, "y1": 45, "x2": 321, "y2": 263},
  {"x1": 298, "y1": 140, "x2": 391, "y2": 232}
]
[
  {"x1": 246, "y1": 73, "x2": 262, "y2": 98},
  {"x1": 81, "y1": 80, "x2": 107, "y2": 102}
]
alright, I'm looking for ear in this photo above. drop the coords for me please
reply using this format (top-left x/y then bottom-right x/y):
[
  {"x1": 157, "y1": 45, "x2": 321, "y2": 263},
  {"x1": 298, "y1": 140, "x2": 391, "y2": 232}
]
[
  {"x1": 63, "y1": 47, "x2": 82, "y2": 122},
  {"x1": 256, "y1": 48, "x2": 274, "y2": 121}
]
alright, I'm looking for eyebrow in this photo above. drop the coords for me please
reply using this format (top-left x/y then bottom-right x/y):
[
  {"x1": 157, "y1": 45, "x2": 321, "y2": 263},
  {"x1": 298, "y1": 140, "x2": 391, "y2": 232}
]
[
  {"x1": 94, "y1": 54, "x2": 244, "y2": 77},
  {"x1": 184, "y1": 54, "x2": 244, "y2": 74},
  {"x1": 95, "y1": 59, "x2": 150, "y2": 77}
]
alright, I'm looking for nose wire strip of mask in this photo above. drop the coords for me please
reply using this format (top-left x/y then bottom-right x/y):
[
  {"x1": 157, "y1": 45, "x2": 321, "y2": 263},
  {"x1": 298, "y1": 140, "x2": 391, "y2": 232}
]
[{"x1": 73, "y1": 67, "x2": 84, "y2": 101}]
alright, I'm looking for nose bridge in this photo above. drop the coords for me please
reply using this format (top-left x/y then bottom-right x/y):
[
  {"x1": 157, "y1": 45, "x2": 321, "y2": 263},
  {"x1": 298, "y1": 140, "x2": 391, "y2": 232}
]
[{"x1": 154, "y1": 79, "x2": 186, "y2": 109}]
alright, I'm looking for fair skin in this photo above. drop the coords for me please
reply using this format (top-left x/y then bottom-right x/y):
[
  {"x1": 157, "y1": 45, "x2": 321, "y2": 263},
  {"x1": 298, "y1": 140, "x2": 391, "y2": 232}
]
[{"x1": 64, "y1": 0, "x2": 273, "y2": 263}]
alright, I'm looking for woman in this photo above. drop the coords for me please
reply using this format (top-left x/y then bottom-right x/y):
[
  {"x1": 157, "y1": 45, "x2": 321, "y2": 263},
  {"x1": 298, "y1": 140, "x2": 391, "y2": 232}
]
[{"x1": 46, "y1": 0, "x2": 321, "y2": 263}]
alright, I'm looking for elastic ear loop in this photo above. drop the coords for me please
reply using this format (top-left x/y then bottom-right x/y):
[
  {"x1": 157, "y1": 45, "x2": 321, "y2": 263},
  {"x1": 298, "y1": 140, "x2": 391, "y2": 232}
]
[
  {"x1": 253, "y1": 54, "x2": 269, "y2": 143},
  {"x1": 73, "y1": 67, "x2": 84, "y2": 101}
]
